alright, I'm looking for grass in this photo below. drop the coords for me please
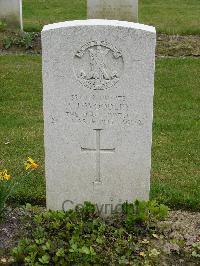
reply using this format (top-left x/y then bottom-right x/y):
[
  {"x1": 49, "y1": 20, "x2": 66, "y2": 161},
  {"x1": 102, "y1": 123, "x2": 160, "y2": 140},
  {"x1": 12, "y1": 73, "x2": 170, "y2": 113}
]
[
  {"x1": 23, "y1": 0, "x2": 86, "y2": 32},
  {"x1": 140, "y1": 0, "x2": 200, "y2": 35},
  {"x1": 0, "y1": 55, "x2": 199, "y2": 210},
  {"x1": 21, "y1": 0, "x2": 200, "y2": 34},
  {"x1": 0, "y1": 55, "x2": 45, "y2": 204},
  {"x1": 152, "y1": 58, "x2": 200, "y2": 210}
]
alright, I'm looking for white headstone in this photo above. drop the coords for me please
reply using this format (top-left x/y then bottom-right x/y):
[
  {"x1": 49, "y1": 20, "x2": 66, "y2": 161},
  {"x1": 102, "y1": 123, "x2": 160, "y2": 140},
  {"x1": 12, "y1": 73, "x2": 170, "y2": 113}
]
[
  {"x1": 0, "y1": 0, "x2": 23, "y2": 30},
  {"x1": 42, "y1": 20, "x2": 156, "y2": 215},
  {"x1": 87, "y1": 0, "x2": 138, "y2": 22}
]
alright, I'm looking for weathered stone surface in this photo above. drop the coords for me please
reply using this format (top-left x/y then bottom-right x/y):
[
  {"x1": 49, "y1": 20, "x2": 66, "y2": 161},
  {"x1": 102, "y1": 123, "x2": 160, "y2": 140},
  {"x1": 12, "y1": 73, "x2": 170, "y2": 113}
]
[
  {"x1": 42, "y1": 20, "x2": 156, "y2": 215},
  {"x1": 87, "y1": 0, "x2": 138, "y2": 22},
  {"x1": 0, "y1": 0, "x2": 23, "y2": 30}
]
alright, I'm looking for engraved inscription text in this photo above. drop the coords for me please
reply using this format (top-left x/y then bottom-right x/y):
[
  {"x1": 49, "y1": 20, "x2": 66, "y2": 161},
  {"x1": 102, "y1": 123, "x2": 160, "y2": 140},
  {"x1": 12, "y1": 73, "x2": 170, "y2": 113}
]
[{"x1": 65, "y1": 94, "x2": 137, "y2": 128}]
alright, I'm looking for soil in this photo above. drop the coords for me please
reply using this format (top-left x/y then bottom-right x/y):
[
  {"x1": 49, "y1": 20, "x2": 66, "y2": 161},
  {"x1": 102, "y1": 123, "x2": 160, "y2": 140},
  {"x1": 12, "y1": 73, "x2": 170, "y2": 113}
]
[
  {"x1": 155, "y1": 211, "x2": 200, "y2": 265},
  {"x1": 0, "y1": 31, "x2": 200, "y2": 57},
  {"x1": 0, "y1": 208, "x2": 25, "y2": 262},
  {"x1": 156, "y1": 34, "x2": 200, "y2": 57}
]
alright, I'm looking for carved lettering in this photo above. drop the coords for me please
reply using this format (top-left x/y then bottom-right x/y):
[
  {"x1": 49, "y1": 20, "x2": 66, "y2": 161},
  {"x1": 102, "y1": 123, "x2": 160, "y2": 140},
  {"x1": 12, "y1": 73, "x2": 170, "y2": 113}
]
[{"x1": 64, "y1": 94, "x2": 142, "y2": 128}]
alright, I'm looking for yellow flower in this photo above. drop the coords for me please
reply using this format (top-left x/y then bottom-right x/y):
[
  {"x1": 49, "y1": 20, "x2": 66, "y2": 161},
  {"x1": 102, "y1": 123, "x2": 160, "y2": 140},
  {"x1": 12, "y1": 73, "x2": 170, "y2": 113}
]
[
  {"x1": 139, "y1": 252, "x2": 146, "y2": 257},
  {"x1": 25, "y1": 157, "x2": 39, "y2": 171},
  {"x1": 4, "y1": 172, "x2": 11, "y2": 181},
  {"x1": 0, "y1": 169, "x2": 11, "y2": 181}
]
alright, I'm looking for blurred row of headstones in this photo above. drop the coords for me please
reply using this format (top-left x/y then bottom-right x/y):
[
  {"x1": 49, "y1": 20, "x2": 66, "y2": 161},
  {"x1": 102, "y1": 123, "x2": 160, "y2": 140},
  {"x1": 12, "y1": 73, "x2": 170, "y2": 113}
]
[{"x1": 0, "y1": 0, "x2": 138, "y2": 31}]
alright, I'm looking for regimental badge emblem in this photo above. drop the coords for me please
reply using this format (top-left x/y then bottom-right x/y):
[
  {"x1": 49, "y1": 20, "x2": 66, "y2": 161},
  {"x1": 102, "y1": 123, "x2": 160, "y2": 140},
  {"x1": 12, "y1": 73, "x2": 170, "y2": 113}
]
[{"x1": 74, "y1": 41, "x2": 124, "y2": 90}]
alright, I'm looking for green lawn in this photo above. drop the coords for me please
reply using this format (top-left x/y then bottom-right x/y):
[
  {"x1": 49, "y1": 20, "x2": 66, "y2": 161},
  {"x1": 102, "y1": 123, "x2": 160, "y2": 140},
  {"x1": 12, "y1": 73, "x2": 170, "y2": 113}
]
[
  {"x1": 0, "y1": 55, "x2": 199, "y2": 210},
  {"x1": 23, "y1": 0, "x2": 86, "y2": 32},
  {"x1": 152, "y1": 58, "x2": 200, "y2": 210},
  {"x1": 0, "y1": 55, "x2": 45, "y2": 204},
  {"x1": 140, "y1": 0, "x2": 200, "y2": 35},
  {"x1": 22, "y1": 0, "x2": 200, "y2": 34}
]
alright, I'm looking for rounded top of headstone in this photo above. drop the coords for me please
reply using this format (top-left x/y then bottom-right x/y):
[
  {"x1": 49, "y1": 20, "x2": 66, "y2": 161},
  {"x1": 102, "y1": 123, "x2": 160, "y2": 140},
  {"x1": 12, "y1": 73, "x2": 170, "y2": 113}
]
[{"x1": 42, "y1": 19, "x2": 156, "y2": 34}]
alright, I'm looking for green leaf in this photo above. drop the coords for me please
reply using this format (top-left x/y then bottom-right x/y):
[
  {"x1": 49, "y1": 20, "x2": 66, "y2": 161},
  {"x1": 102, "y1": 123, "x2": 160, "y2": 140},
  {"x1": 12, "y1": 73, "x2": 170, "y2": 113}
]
[
  {"x1": 192, "y1": 251, "x2": 200, "y2": 258},
  {"x1": 38, "y1": 255, "x2": 50, "y2": 264},
  {"x1": 80, "y1": 246, "x2": 90, "y2": 255},
  {"x1": 56, "y1": 248, "x2": 65, "y2": 257},
  {"x1": 35, "y1": 238, "x2": 45, "y2": 245},
  {"x1": 96, "y1": 237, "x2": 103, "y2": 244}
]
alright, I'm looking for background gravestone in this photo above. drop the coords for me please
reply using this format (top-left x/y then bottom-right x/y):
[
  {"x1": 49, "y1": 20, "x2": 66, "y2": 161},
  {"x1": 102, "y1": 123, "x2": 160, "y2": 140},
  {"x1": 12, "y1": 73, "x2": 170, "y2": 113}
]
[
  {"x1": 0, "y1": 0, "x2": 23, "y2": 30},
  {"x1": 87, "y1": 0, "x2": 138, "y2": 22},
  {"x1": 42, "y1": 20, "x2": 156, "y2": 215}
]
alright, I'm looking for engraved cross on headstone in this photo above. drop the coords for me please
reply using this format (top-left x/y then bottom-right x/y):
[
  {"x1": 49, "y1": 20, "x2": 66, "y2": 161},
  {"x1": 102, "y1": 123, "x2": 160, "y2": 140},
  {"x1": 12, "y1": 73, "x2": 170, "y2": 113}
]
[{"x1": 81, "y1": 129, "x2": 115, "y2": 183}]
